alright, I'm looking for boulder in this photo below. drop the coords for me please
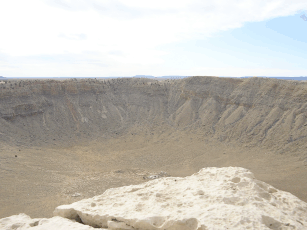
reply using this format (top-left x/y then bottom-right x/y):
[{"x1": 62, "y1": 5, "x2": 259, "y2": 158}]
[
  {"x1": 54, "y1": 167, "x2": 307, "y2": 229},
  {"x1": 0, "y1": 213, "x2": 100, "y2": 230}
]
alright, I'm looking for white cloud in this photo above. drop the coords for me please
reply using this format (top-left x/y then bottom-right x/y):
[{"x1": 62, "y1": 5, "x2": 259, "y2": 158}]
[{"x1": 0, "y1": 0, "x2": 307, "y2": 76}]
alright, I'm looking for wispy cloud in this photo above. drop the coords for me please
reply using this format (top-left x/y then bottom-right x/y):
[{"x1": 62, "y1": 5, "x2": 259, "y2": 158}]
[
  {"x1": 301, "y1": 14, "x2": 307, "y2": 21},
  {"x1": 0, "y1": 0, "x2": 307, "y2": 77}
]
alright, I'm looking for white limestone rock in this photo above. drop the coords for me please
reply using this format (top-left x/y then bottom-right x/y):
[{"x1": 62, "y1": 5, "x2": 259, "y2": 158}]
[
  {"x1": 0, "y1": 213, "x2": 101, "y2": 230},
  {"x1": 53, "y1": 167, "x2": 307, "y2": 229}
]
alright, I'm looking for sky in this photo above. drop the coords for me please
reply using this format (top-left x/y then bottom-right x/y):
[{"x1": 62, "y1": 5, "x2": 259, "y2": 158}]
[{"x1": 0, "y1": 0, "x2": 307, "y2": 78}]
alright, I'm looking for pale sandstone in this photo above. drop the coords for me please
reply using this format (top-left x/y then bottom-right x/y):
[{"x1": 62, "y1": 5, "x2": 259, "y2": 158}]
[{"x1": 51, "y1": 167, "x2": 307, "y2": 230}]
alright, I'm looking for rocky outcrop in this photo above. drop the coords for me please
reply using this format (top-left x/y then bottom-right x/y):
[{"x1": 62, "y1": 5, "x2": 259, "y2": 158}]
[{"x1": 2, "y1": 167, "x2": 307, "y2": 229}]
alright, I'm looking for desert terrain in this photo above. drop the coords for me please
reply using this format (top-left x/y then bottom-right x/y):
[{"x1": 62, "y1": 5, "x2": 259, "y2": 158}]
[{"x1": 0, "y1": 76, "x2": 307, "y2": 219}]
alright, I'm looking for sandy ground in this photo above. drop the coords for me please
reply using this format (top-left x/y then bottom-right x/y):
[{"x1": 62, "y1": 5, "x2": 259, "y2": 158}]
[{"x1": 1, "y1": 130, "x2": 306, "y2": 218}]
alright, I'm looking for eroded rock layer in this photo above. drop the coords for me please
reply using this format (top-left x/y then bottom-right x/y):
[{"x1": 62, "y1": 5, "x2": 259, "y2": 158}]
[{"x1": 1, "y1": 77, "x2": 307, "y2": 153}]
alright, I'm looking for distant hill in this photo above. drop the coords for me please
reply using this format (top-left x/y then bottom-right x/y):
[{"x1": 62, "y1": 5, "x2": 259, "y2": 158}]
[
  {"x1": 268, "y1": 77, "x2": 307, "y2": 81},
  {"x1": 133, "y1": 75, "x2": 165, "y2": 79},
  {"x1": 4, "y1": 76, "x2": 307, "y2": 81},
  {"x1": 241, "y1": 76, "x2": 307, "y2": 81},
  {"x1": 133, "y1": 75, "x2": 189, "y2": 79}
]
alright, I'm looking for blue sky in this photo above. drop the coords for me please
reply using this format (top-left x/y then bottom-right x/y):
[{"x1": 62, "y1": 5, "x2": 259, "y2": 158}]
[
  {"x1": 0, "y1": 0, "x2": 306, "y2": 78},
  {"x1": 158, "y1": 12, "x2": 307, "y2": 77}
]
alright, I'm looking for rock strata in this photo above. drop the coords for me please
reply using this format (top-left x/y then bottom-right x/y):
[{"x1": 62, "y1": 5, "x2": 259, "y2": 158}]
[
  {"x1": 2, "y1": 77, "x2": 307, "y2": 152},
  {"x1": 2, "y1": 167, "x2": 306, "y2": 229}
]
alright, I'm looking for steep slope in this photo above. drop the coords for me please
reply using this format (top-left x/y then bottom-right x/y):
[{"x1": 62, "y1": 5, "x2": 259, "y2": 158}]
[{"x1": 1, "y1": 76, "x2": 307, "y2": 153}]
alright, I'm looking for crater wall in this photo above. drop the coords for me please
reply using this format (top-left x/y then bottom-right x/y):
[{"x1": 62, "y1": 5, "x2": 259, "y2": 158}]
[{"x1": 0, "y1": 76, "x2": 307, "y2": 153}]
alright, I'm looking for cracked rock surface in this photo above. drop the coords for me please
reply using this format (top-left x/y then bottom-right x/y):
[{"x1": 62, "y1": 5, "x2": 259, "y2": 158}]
[
  {"x1": 53, "y1": 167, "x2": 307, "y2": 229},
  {"x1": 3, "y1": 167, "x2": 304, "y2": 230}
]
